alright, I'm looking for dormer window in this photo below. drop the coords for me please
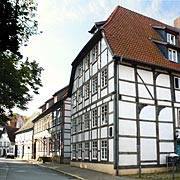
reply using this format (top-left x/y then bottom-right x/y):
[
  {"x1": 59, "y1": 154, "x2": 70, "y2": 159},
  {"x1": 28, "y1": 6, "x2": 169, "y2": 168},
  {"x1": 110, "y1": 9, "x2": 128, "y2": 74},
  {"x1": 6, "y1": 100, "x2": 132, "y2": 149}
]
[
  {"x1": 167, "y1": 33, "x2": 175, "y2": 45},
  {"x1": 168, "y1": 48, "x2": 177, "y2": 62}
]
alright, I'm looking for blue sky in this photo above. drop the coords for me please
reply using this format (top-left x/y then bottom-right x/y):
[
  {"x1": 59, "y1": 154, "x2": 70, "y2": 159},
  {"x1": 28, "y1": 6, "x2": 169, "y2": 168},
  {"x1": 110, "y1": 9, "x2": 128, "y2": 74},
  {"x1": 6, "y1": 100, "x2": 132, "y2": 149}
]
[{"x1": 17, "y1": 0, "x2": 180, "y2": 116}]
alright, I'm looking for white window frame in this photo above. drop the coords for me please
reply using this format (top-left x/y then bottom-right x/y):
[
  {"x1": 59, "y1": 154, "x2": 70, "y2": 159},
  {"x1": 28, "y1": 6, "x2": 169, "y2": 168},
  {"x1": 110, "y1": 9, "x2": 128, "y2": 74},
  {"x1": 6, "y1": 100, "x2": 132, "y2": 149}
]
[
  {"x1": 101, "y1": 68, "x2": 107, "y2": 88},
  {"x1": 79, "y1": 62, "x2": 83, "y2": 76},
  {"x1": 85, "y1": 53, "x2": 90, "y2": 70},
  {"x1": 72, "y1": 118, "x2": 76, "y2": 133},
  {"x1": 84, "y1": 112, "x2": 90, "y2": 130},
  {"x1": 92, "y1": 75, "x2": 98, "y2": 94},
  {"x1": 84, "y1": 142, "x2": 89, "y2": 159},
  {"x1": 92, "y1": 108, "x2": 98, "y2": 128},
  {"x1": 78, "y1": 87, "x2": 83, "y2": 103},
  {"x1": 84, "y1": 82, "x2": 89, "y2": 99},
  {"x1": 78, "y1": 116, "x2": 83, "y2": 132},
  {"x1": 92, "y1": 141, "x2": 97, "y2": 159},
  {"x1": 72, "y1": 144, "x2": 76, "y2": 158},
  {"x1": 168, "y1": 48, "x2": 178, "y2": 63},
  {"x1": 174, "y1": 77, "x2": 180, "y2": 89},
  {"x1": 78, "y1": 143, "x2": 82, "y2": 159},
  {"x1": 101, "y1": 104, "x2": 108, "y2": 125},
  {"x1": 167, "y1": 33, "x2": 176, "y2": 45},
  {"x1": 101, "y1": 140, "x2": 107, "y2": 160},
  {"x1": 92, "y1": 44, "x2": 98, "y2": 63}
]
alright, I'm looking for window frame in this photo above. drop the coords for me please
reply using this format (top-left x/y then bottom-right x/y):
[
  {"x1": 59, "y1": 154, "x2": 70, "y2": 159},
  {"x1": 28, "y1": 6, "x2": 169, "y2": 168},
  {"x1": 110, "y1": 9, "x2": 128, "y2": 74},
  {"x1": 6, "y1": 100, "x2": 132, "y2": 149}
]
[
  {"x1": 92, "y1": 74, "x2": 98, "y2": 95},
  {"x1": 101, "y1": 140, "x2": 107, "y2": 160},
  {"x1": 84, "y1": 142, "x2": 89, "y2": 159},
  {"x1": 101, "y1": 104, "x2": 108, "y2": 125},
  {"x1": 101, "y1": 67, "x2": 108, "y2": 88},
  {"x1": 167, "y1": 33, "x2": 176, "y2": 45},
  {"x1": 84, "y1": 81, "x2": 90, "y2": 99},
  {"x1": 84, "y1": 112, "x2": 90, "y2": 130},
  {"x1": 168, "y1": 48, "x2": 178, "y2": 63},
  {"x1": 92, "y1": 140, "x2": 98, "y2": 159},
  {"x1": 92, "y1": 108, "x2": 98, "y2": 128}
]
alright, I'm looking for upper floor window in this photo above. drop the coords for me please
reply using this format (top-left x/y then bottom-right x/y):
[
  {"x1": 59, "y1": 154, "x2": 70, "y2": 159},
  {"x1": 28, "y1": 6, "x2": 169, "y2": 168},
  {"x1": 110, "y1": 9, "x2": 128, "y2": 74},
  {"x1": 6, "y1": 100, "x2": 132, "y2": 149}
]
[
  {"x1": 175, "y1": 77, "x2": 180, "y2": 89},
  {"x1": 101, "y1": 104, "x2": 108, "y2": 125},
  {"x1": 167, "y1": 33, "x2": 176, "y2": 45},
  {"x1": 78, "y1": 87, "x2": 83, "y2": 103},
  {"x1": 92, "y1": 108, "x2": 98, "y2": 128},
  {"x1": 92, "y1": 44, "x2": 98, "y2": 63},
  {"x1": 92, "y1": 75, "x2": 98, "y2": 94},
  {"x1": 79, "y1": 62, "x2": 83, "y2": 76},
  {"x1": 101, "y1": 68, "x2": 107, "y2": 88},
  {"x1": 85, "y1": 53, "x2": 90, "y2": 70},
  {"x1": 84, "y1": 112, "x2": 90, "y2": 129},
  {"x1": 168, "y1": 48, "x2": 177, "y2": 63},
  {"x1": 72, "y1": 118, "x2": 76, "y2": 133},
  {"x1": 84, "y1": 82, "x2": 89, "y2": 99}
]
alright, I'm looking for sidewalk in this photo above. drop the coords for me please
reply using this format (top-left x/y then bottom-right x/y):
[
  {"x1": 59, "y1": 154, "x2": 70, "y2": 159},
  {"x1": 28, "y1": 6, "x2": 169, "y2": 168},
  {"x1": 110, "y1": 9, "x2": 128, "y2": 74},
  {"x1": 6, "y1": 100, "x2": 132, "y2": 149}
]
[{"x1": 28, "y1": 159, "x2": 180, "y2": 180}]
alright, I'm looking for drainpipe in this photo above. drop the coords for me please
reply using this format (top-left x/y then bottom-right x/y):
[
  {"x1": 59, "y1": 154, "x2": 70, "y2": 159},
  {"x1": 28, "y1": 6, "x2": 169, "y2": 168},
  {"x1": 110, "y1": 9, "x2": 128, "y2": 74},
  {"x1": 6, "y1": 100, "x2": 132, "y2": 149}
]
[{"x1": 113, "y1": 55, "x2": 122, "y2": 176}]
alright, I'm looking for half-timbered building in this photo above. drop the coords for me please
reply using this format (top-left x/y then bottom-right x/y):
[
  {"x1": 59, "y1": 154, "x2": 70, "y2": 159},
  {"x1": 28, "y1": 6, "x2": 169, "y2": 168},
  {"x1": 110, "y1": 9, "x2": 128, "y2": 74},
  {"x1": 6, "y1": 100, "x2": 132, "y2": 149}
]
[
  {"x1": 68, "y1": 6, "x2": 180, "y2": 175},
  {"x1": 33, "y1": 86, "x2": 71, "y2": 163}
]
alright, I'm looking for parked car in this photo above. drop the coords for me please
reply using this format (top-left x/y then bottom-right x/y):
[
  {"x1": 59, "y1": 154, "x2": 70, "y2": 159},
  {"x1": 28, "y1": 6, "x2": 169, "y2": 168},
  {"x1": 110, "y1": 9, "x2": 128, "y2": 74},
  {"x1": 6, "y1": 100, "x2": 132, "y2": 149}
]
[{"x1": 6, "y1": 153, "x2": 14, "y2": 159}]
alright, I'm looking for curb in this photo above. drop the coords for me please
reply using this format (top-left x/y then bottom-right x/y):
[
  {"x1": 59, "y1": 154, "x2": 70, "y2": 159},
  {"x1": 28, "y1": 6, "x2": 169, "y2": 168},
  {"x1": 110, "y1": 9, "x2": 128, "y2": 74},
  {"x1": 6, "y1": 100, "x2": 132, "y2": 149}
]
[{"x1": 38, "y1": 164, "x2": 86, "y2": 180}]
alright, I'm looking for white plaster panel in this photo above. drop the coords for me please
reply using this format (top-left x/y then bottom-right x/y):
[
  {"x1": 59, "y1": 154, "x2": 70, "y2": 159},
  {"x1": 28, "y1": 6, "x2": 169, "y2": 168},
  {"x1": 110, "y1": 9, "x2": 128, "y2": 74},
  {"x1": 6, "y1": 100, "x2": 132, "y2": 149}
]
[
  {"x1": 159, "y1": 142, "x2": 174, "y2": 153},
  {"x1": 119, "y1": 137, "x2": 137, "y2": 152},
  {"x1": 121, "y1": 96, "x2": 136, "y2": 102},
  {"x1": 109, "y1": 114, "x2": 114, "y2": 124},
  {"x1": 92, "y1": 62, "x2": 98, "y2": 75},
  {"x1": 138, "y1": 84, "x2": 154, "y2": 99},
  {"x1": 119, "y1": 101, "x2": 136, "y2": 119},
  {"x1": 174, "y1": 103, "x2": 180, "y2": 108},
  {"x1": 160, "y1": 154, "x2": 168, "y2": 164},
  {"x1": 109, "y1": 101, "x2": 114, "y2": 113},
  {"x1": 119, "y1": 81, "x2": 136, "y2": 96},
  {"x1": 119, "y1": 65, "x2": 135, "y2": 81},
  {"x1": 85, "y1": 132, "x2": 89, "y2": 140},
  {"x1": 108, "y1": 62, "x2": 114, "y2": 79},
  {"x1": 156, "y1": 74, "x2": 170, "y2": 87},
  {"x1": 101, "y1": 38, "x2": 107, "y2": 52},
  {"x1": 140, "y1": 105, "x2": 155, "y2": 121},
  {"x1": 141, "y1": 138, "x2": 157, "y2": 161},
  {"x1": 101, "y1": 127, "x2": 107, "y2": 138},
  {"x1": 159, "y1": 123, "x2": 173, "y2": 140},
  {"x1": 175, "y1": 91, "x2": 180, "y2": 102},
  {"x1": 107, "y1": 50, "x2": 113, "y2": 63},
  {"x1": 79, "y1": 76, "x2": 83, "y2": 87},
  {"x1": 101, "y1": 51, "x2": 108, "y2": 67},
  {"x1": 119, "y1": 154, "x2": 137, "y2": 166},
  {"x1": 101, "y1": 88, "x2": 108, "y2": 97},
  {"x1": 92, "y1": 94, "x2": 97, "y2": 103},
  {"x1": 137, "y1": 69, "x2": 153, "y2": 84},
  {"x1": 156, "y1": 87, "x2": 171, "y2": 101},
  {"x1": 119, "y1": 120, "x2": 137, "y2": 136},
  {"x1": 109, "y1": 78, "x2": 114, "y2": 93},
  {"x1": 85, "y1": 71, "x2": 89, "y2": 82},
  {"x1": 159, "y1": 107, "x2": 173, "y2": 122},
  {"x1": 139, "y1": 98, "x2": 154, "y2": 105},
  {"x1": 109, "y1": 139, "x2": 114, "y2": 162},
  {"x1": 92, "y1": 129, "x2": 97, "y2": 139},
  {"x1": 140, "y1": 121, "x2": 156, "y2": 137},
  {"x1": 157, "y1": 101, "x2": 171, "y2": 106}
]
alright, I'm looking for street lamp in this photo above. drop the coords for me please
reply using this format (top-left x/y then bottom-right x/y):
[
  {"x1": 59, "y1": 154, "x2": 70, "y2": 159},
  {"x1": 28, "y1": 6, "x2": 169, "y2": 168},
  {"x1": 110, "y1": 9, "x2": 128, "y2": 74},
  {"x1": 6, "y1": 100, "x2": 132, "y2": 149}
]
[{"x1": 43, "y1": 137, "x2": 46, "y2": 157}]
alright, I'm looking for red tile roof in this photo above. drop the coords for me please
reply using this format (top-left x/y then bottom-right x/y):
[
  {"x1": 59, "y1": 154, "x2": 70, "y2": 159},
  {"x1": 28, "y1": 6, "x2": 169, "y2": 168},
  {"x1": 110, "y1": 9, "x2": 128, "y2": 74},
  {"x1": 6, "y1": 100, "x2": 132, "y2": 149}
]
[{"x1": 102, "y1": 6, "x2": 180, "y2": 71}]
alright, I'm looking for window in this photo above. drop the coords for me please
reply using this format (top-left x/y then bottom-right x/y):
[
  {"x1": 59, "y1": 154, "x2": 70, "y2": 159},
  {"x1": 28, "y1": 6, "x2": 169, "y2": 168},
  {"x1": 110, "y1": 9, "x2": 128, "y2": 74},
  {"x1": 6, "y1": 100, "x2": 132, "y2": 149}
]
[
  {"x1": 101, "y1": 68, "x2": 107, "y2": 88},
  {"x1": 84, "y1": 142, "x2": 89, "y2": 159},
  {"x1": 92, "y1": 44, "x2": 98, "y2": 63},
  {"x1": 79, "y1": 62, "x2": 83, "y2": 76},
  {"x1": 84, "y1": 82, "x2": 89, "y2": 99},
  {"x1": 72, "y1": 144, "x2": 76, "y2": 158},
  {"x1": 175, "y1": 77, "x2": 180, "y2": 89},
  {"x1": 92, "y1": 109, "x2": 98, "y2": 128},
  {"x1": 72, "y1": 93, "x2": 76, "y2": 107},
  {"x1": 167, "y1": 33, "x2": 176, "y2": 45},
  {"x1": 101, "y1": 104, "x2": 108, "y2": 125},
  {"x1": 78, "y1": 87, "x2": 83, "y2": 103},
  {"x1": 77, "y1": 116, "x2": 83, "y2": 132},
  {"x1": 101, "y1": 140, "x2": 107, "y2": 160},
  {"x1": 72, "y1": 118, "x2": 76, "y2": 133},
  {"x1": 0, "y1": 142, "x2": 2, "y2": 147},
  {"x1": 85, "y1": 53, "x2": 90, "y2": 70},
  {"x1": 84, "y1": 112, "x2": 90, "y2": 129},
  {"x1": 168, "y1": 48, "x2": 177, "y2": 62},
  {"x1": 92, "y1": 141, "x2": 97, "y2": 159},
  {"x1": 92, "y1": 75, "x2": 98, "y2": 94},
  {"x1": 78, "y1": 143, "x2": 82, "y2": 158}
]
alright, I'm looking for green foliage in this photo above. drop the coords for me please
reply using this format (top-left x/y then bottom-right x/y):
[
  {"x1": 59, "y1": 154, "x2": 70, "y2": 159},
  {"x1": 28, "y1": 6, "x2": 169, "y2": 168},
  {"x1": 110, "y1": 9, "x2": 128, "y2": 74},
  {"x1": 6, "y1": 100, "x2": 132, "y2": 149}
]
[{"x1": 0, "y1": 0, "x2": 43, "y2": 125}]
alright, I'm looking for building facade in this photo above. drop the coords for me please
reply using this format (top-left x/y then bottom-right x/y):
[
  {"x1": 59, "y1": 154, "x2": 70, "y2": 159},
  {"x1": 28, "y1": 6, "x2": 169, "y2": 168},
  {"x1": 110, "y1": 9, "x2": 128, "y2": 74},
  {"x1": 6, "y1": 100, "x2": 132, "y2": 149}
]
[
  {"x1": 68, "y1": 6, "x2": 180, "y2": 175},
  {"x1": 33, "y1": 86, "x2": 71, "y2": 163},
  {"x1": 0, "y1": 127, "x2": 10, "y2": 156}
]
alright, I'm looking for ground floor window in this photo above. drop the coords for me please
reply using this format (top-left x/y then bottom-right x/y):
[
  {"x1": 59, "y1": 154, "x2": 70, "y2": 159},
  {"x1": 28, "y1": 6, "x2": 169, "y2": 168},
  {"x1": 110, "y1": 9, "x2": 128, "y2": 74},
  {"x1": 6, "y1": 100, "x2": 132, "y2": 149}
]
[
  {"x1": 92, "y1": 141, "x2": 97, "y2": 159},
  {"x1": 84, "y1": 142, "x2": 89, "y2": 159},
  {"x1": 101, "y1": 140, "x2": 107, "y2": 160}
]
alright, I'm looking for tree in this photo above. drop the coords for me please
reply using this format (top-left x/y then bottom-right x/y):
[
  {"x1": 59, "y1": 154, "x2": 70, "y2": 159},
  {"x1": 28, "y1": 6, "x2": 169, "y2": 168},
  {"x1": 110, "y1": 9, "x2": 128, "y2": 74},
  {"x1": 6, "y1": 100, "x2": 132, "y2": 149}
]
[{"x1": 0, "y1": 0, "x2": 43, "y2": 125}]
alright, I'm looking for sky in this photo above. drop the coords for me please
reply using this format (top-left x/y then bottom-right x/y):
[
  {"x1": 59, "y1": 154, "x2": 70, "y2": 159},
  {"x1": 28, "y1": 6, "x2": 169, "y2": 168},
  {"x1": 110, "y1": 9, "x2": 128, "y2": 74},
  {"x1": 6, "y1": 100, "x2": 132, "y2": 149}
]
[{"x1": 16, "y1": 0, "x2": 180, "y2": 117}]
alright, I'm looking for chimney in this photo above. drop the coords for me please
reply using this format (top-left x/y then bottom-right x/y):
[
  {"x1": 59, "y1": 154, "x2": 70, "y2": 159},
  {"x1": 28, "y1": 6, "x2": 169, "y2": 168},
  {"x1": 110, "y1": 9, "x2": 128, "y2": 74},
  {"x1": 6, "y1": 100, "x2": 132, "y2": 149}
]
[{"x1": 174, "y1": 17, "x2": 180, "y2": 29}]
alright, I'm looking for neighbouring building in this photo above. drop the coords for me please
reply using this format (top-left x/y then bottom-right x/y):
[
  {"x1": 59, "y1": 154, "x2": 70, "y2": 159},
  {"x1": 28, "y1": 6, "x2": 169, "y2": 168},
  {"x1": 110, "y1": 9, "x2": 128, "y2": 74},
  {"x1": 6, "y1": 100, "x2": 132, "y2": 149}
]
[
  {"x1": 0, "y1": 127, "x2": 10, "y2": 156},
  {"x1": 33, "y1": 86, "x2": 71, "y2": 163},
  {"x1": 15, "y1": 113, "x2": 39, "y2": 160},
  {"x1": 68, "y1": 6, "x2": 180, "y2": 175}
]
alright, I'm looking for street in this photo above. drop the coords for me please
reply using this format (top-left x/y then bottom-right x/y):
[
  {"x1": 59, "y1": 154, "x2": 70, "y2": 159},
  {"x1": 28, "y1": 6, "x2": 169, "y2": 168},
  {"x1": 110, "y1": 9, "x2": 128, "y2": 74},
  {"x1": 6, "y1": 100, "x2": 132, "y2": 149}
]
[{"x1": 0, "y1": 158, "x2": 76, "y2": 180}]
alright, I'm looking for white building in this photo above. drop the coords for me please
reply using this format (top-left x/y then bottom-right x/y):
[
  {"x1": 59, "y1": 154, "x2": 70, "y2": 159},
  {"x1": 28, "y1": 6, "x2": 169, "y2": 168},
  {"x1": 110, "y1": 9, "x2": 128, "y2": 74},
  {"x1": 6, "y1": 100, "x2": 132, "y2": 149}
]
[
  {"x1": 68, "y1": 6, "x2": 180, "y2": 175},
  {"x1": 0, "y1": 127, "x2": 10, "y2": 156},
  {"x1": 33, "y1": 86, "x2": 71, "y2": 163}
]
